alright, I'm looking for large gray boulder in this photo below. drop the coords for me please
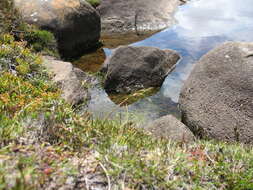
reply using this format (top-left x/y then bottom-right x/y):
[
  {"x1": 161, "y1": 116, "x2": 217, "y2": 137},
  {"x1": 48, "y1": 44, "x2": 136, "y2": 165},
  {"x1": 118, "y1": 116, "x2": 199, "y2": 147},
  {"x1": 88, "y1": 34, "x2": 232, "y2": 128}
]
[
  {"x1": 145, "y1": 115, "x2": 195, "y2": 142},
  {"x1": 104, "y1": 46, "x2": 180, "y2": 94},
  {"x1": 14, "y1": 0, "x2": 101, "y2": 58},
  {"x1": 97, "y1": 0, "x2": 181, "y2": 34},
  {"x1": 43, "y1": 56, "x2": 95, "y2": 106},
  {"x1": 179, "y1": 42, "x2": 253, "y2": 143}
]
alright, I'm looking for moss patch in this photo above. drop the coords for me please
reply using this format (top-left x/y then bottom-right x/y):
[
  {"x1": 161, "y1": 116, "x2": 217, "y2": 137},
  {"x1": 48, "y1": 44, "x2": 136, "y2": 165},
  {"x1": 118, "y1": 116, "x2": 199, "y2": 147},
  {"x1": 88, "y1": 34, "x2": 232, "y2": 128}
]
[{"x1": 86, "y1": 0, "x2": 101, "y2": 8}]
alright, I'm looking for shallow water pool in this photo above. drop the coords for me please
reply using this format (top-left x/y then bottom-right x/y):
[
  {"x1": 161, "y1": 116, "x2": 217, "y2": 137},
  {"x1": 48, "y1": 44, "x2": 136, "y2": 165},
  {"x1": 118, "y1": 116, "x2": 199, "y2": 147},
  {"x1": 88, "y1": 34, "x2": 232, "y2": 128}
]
[{"x1": 75, "y1": 0, "x2": 253, "y2": 124}]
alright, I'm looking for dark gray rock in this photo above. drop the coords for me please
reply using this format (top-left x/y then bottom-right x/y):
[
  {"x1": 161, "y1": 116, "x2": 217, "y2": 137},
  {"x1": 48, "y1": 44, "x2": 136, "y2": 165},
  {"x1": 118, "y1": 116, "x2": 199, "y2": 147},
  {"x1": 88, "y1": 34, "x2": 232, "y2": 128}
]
[
  {"x1": 98, "y1": 0, "x2": 181, "y2": 34},
  {"x1": 146, "y1": 115, "x2": 195, "y2": 142},
  {"x1": 14, "y1": 0, "x2": 101, "y2": 58},
  {"x1": 104, "y1": 46, "x2": 180, "y2": 94},
  {"x1": 179, "y1": 42, "x2": 253, "y2": 143}
]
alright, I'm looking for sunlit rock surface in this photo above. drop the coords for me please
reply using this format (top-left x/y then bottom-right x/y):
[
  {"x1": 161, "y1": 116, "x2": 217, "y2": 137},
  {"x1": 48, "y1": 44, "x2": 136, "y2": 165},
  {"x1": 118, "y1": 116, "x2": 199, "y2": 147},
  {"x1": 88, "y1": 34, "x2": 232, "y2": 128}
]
[
  {"x1": 14, "y1": 0, "x2": 101, "y2": 58},
  {"x1": 180, "y1": 42, "x2": 253, "y2": 143}
]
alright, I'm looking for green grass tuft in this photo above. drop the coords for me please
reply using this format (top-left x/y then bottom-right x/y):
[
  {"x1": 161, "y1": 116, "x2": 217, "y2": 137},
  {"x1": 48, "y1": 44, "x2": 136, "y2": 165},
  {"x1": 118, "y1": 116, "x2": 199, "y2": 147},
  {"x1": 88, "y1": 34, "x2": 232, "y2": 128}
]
[
  {"x1": 0, "y1": 0, "x2": 58, "y2": 56},
  {"x1": 23, "y1": 28, "x2": 58, "y2": 56},
  {"x1": 86, "y1": 0, "x2": 101, "y2": 7},
  {"x1": 0, "y1": 34, "x2": 60, "y2": 145}
]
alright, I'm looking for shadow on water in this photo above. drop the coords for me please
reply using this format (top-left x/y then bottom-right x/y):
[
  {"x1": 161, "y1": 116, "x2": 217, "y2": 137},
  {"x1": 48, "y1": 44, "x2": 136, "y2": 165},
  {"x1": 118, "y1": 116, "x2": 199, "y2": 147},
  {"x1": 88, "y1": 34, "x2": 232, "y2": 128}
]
[
  {"x1": 72, "y1": 32, "x2": 158, "y2": 72},
  {"x1": 101, "y1": 31, "x2": 160, "y2": 49},
  {"x1": 72, "y1": 48, "x2": 106, "y2": 73},
  {"x1": 73, "y1": 0, "x2": 253, "y2": 124}
]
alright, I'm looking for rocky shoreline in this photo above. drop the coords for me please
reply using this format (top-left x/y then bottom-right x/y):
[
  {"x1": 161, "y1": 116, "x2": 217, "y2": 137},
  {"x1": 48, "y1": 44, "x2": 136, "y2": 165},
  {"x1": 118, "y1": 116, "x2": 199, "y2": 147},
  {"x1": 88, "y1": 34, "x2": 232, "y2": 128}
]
[
  {"x1": 1, "y1": 0, "x2": 253, "y2": 189},
  {"x1": 13, "y1": 0, "x2": 253, "y2": 144}
]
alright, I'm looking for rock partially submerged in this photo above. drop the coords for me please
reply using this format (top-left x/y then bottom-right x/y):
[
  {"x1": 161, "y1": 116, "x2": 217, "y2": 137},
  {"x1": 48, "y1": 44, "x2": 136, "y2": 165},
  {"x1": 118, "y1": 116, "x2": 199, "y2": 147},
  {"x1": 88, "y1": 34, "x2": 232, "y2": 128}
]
[
  {"x1": 179, "y1": 42, "x2": 253, "y2": 143},
  {"x1": 104, "y1": 46, "x2": 180, "y2": 94},
  {"x1": 43, "y1": 56, "x2": 95, "y2": 106},
  {"x1": 98, "y1": 0, "x2": 181, "y2": 34},
  {"x1": 145, "y1": 115, "x2": 195, "y2": 142},
  {"x1": 14, "y1": 0, "x2": 101, "y2": 58}
]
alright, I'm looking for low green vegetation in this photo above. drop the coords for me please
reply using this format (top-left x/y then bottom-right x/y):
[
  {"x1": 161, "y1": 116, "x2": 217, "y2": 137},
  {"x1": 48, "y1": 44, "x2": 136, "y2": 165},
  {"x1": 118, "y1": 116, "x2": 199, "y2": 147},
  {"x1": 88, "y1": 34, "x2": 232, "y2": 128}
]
[
  {"x1": 22, "y1": 27, "x2": 57, "y2": 55},
  {"x1": 1, "y1": 0, "x2": 253, "y2": 189},
  {"x1": 0, "y1": 0, "x2": 58, "y2": 56},
  {"x1": 1, "y1": 33, "x2": 253, "y2": 189},
  {"x1": 0, "y1": 34, "x2": 60, "y2": 145},
  {"x1": 86, "y1": 0, "x2": 101, "y2": 7}
]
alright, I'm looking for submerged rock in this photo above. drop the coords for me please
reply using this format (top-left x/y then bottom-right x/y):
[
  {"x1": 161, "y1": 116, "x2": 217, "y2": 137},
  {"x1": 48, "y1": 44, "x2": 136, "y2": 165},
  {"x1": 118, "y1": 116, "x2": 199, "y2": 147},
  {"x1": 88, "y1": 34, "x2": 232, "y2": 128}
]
[
  {"x1": 98, "y1": 0, "x2": 181, "y2": 34},
  {"x1": 43, "y1": 56, "x2": 95, "y2": 106},
  {"x1": 179, "y1": 42, "x2": 253, "y2": 143},
  {"x1": 14, "y1": 0, "x2": 101, "y2": 58},
  {"x1": 104, "y1": 46, "x2": 180, "y2": 94},
  {"x1": 145, "y1": 115, "x2": 195, "y2": 142},
  {"x1": 72, "y1": 48, "x2": 106, "y2": 73},
  {"x1": 108, "y1": 87, "x2": 159, "y2": 106}
]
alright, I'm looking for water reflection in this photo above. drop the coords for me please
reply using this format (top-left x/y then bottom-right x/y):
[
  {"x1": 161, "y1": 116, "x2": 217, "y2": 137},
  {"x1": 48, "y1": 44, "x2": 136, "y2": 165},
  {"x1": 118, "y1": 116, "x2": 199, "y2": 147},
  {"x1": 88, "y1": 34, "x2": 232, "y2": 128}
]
[
  {"x1": 176, "y1": 0, "x2": 253, "y2": 38},
  {"x1": 108, "y1": 88, "x2": 159, "y2": 106},
  {"x1": 133, "y1": 0, "x2": 253, "y2": 104},
  {"x1": 101, "y1": 32, "x2": 159, "y2": 49},
  {"x1": 73, "y1": 32, "x2": 158, "y2": 72},
  {"x1": 88, "y1": 0, "x2": 253, "y2": 123}
]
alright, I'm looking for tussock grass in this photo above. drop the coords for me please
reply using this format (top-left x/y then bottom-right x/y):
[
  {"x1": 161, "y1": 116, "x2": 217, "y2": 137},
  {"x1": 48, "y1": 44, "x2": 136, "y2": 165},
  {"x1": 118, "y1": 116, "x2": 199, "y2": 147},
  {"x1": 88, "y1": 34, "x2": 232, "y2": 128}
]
[{"x1": 1, "y1": 115, "x2": 253, "y2": 189}]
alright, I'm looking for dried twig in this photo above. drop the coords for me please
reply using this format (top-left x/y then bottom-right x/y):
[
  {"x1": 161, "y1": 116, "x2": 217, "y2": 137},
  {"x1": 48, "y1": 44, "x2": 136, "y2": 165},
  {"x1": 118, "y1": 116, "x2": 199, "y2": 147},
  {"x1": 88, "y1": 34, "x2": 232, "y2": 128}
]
[{"x1": 99, "y1": 162, "x2": 111, "y2": 190}]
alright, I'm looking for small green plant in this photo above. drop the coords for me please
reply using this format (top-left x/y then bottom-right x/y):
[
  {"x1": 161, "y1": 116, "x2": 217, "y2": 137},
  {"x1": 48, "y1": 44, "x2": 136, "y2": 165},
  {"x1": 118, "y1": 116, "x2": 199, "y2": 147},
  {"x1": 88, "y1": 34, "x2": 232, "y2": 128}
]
[
  {"x1": 23, "y1": 29, "x2": 57, "y2": 55},
  {"x1": 0, "y1": 0, "x2": 22, "y2": 33},
  {"x1": 0, "y1": 0, "x2": 58, "y2": 56},
  {"x1": 86, "y1": 0, "x2": 101, "y2": 7},
  {"x1": 0, "y1": 34, "x2": 60, "y2": 144}
]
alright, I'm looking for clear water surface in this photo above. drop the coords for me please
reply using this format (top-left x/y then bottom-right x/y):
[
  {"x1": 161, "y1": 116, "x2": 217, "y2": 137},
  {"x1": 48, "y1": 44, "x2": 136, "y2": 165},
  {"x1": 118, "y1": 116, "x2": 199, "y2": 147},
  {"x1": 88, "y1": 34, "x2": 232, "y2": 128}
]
[{"x1": 86, "y1": 0, "x2": 253, "y2": 123}]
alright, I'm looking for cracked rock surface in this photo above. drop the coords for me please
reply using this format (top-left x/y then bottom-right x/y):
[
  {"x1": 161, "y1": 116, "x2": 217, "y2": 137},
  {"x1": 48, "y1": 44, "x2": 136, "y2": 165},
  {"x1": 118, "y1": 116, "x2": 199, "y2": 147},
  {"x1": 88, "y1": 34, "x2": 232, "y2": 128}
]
[{"x1": 97, "y1": 0, "x2": 181, "y2": 34}]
